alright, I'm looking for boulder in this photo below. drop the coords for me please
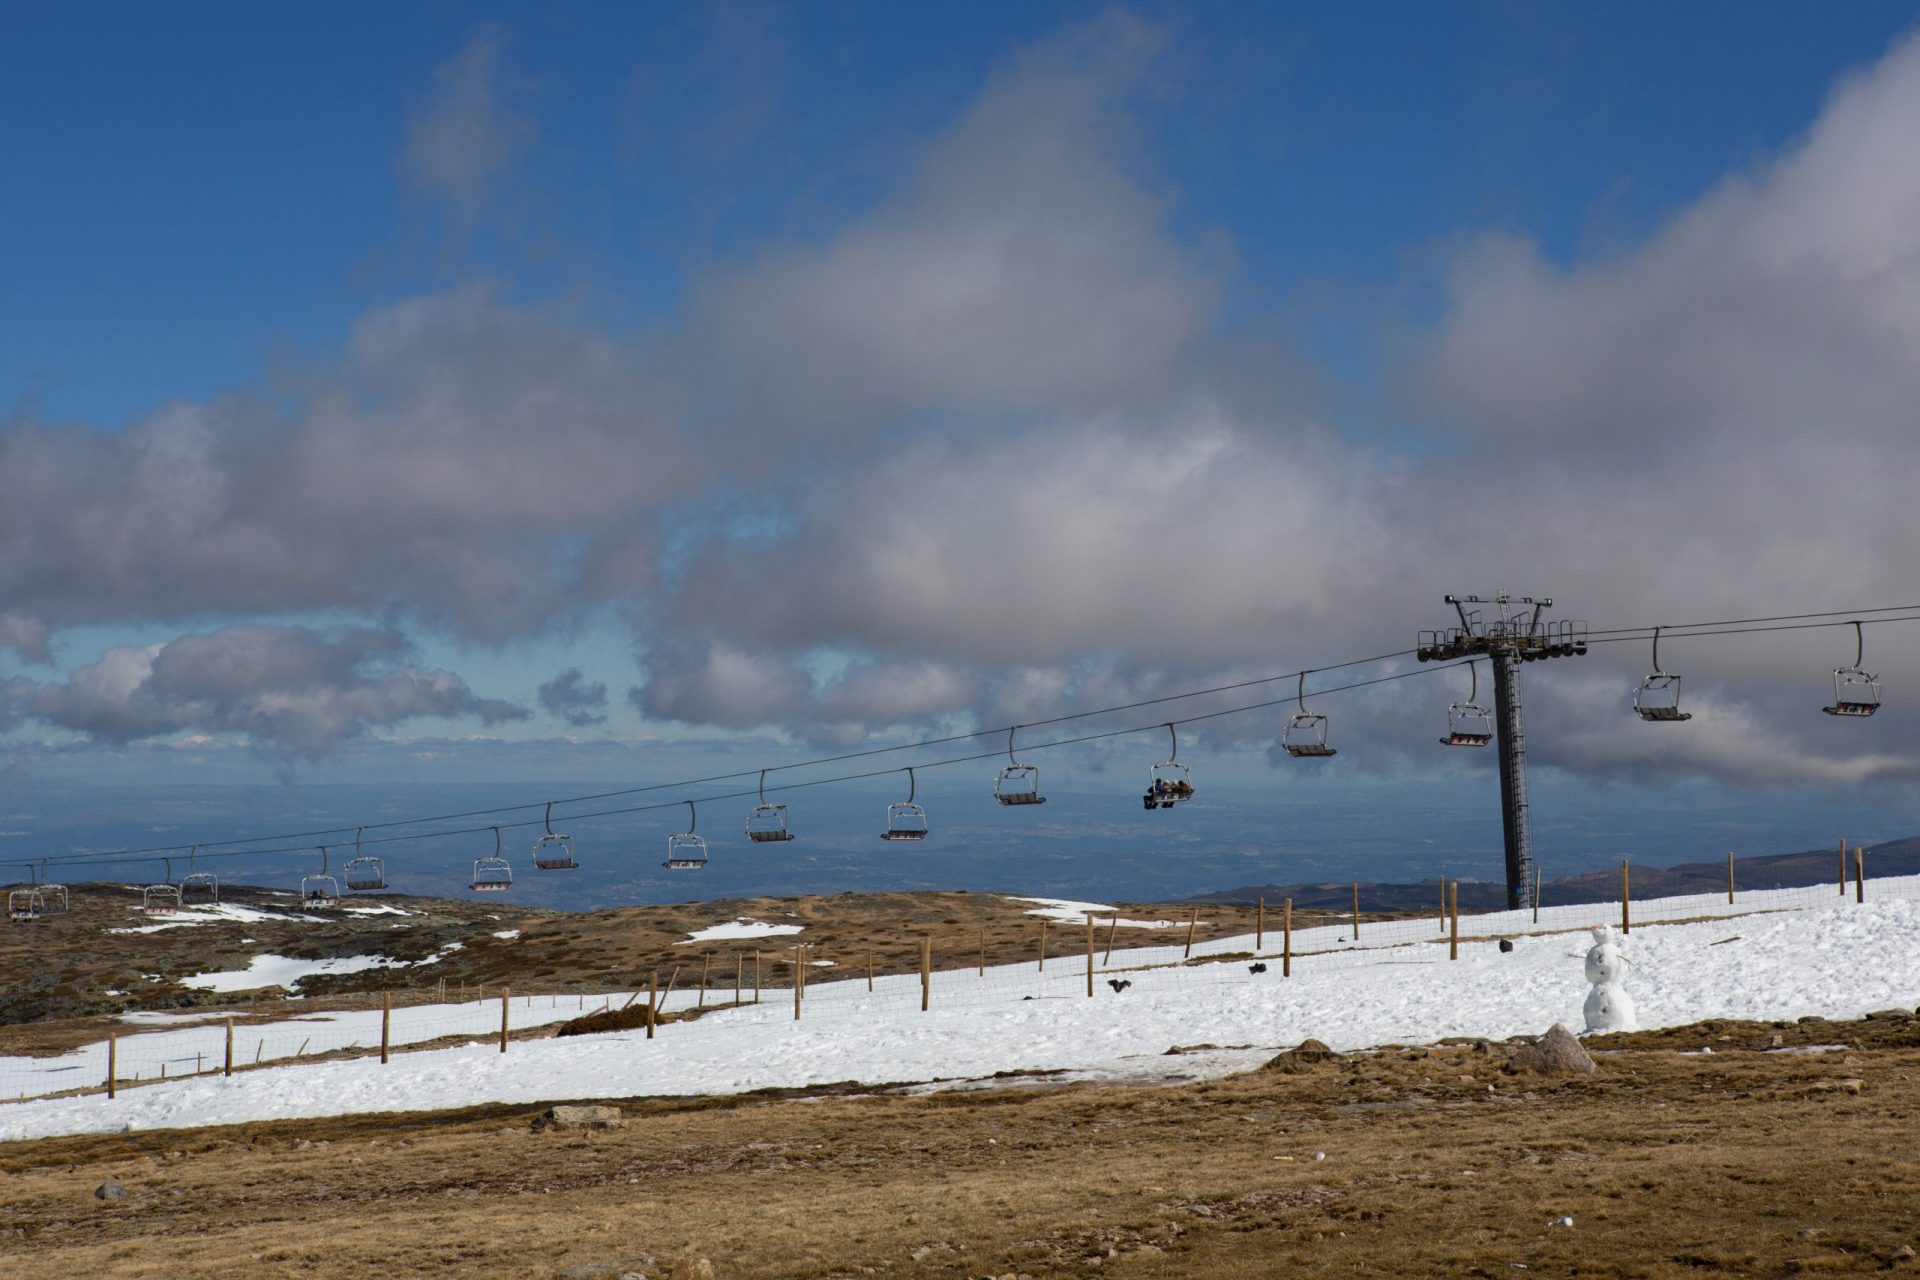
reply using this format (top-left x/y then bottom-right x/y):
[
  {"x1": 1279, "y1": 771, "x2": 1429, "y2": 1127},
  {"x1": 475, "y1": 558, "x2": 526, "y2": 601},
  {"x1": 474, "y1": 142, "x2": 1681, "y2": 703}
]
[
  {"x1": 93, "y1": 1179, "x2": 127, "y2": 1202},
  {"x1": 1505, "y1": 1024, "x2": 1597, "y2": 1077},
  {"x1": 531, "y1": 1104, "x2": 626, "y2": 1132}
]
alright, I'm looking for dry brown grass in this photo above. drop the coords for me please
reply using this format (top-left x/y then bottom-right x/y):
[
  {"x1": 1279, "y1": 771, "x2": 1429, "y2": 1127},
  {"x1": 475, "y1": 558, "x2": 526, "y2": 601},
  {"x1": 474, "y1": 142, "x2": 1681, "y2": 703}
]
[{"x1": 7, "y1": 1012, "x2": 1920, "y2": 1277}]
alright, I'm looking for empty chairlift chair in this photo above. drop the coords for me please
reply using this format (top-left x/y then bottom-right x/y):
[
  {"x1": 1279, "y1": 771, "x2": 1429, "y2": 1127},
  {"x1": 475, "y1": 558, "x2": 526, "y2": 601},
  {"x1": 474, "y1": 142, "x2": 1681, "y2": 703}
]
[
  {"x1": 143, "y1": 883, "x2": 182, "y2": 915},
  {"x1": 1823, "y1": 620, "x2": 1882, "y2": 717},
  {"x1": 746, "y1": 770, "x2": 795, "y2": 843},
  {"x1": 532, "y1": 803, "x2": 578, "y2": 870},
  {"x1": 664, "y1": 802, "x2": 708, "y2": 870},
  {"x1": 1633, "y1": 626, "x2": 1693, "y2": 722},
  {"x1": 40, "y1": 882, "x2": 68, "y2": 914},
  {"x1": 1282, "y1": 672, "x2": 1337, "y2": 758},
  {"x1": 1144, "y1": 723, "x2": 1194, "y2": 809},
  {"x1": 471, "y1": 828, "x2": 514, "y2": 892},
  {"x1": 344, "y1": 830, "x2": 388, "y2": 892},
  {"x1": 882, "y1": 767, "x2": 930, "y2": 842},
  {"x1": 181, "y1": 871, "x2": 220, "y2": 905},
  {"x1": 1441, "y1": 660, "x2": 1494, "y2": 746},
  {"x1": 301, "y1": 846, "x2": 340, "y2": 906},
  {"x1": 994, "y1": 726, "x2": 1046, "y2": 806}
]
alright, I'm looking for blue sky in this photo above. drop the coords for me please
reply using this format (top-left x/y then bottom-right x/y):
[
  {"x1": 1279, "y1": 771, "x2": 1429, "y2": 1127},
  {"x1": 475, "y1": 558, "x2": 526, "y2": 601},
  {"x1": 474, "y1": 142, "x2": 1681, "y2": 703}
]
[{"x1": 5, "y1": 3, "x2": 1920, "y2": 881}]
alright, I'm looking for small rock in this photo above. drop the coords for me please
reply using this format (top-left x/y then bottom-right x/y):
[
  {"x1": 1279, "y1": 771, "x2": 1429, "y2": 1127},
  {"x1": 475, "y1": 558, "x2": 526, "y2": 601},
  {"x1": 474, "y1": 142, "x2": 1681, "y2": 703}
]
[
  {"x1": 93, "y1": 1180, "x2": 127, "y2": 1202},
  {"x1": 1549, "y1": 1215, "x2": 1573, "y2": 1228},
  {"x1": 1498, "y1": 939, "x2": 1515, "y2": 953},
  {"x1": 1892, "y1": 1244, "x2": 1915, "y2": 1261},
  {"x1": 1264, "y1": 1039, "x2": 1339, "y2": 1072},
  {"x1": 1796, "y1": 1228, "x2": 1823, "y2": 1239},
  {"x1": 1506, "y1": 1024, "x2": 1597, "y2": 1077},
  {"x1": 670, "y1": 1257, "x2": 716, "y2": 1280},
  {"x1": 532, "y1": 1105, "x2": 626, "y2": 1133},
  {"x1": 293, "y1": 1139, "x2": 312, "y2": 1151}
]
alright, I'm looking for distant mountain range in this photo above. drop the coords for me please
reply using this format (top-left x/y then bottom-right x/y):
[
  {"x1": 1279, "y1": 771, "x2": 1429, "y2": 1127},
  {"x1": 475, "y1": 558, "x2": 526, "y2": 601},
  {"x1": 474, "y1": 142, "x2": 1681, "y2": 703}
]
[{"x1": 1191, "y1": 836, "x2": 1920, "y2": 913}]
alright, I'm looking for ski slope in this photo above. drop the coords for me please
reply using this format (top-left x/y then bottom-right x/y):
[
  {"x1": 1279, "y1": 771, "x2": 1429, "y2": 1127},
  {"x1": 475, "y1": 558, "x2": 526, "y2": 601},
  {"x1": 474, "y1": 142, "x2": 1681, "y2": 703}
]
[{"x1": 4, "y1": 883, "x2": 1918, "y2": 1143}]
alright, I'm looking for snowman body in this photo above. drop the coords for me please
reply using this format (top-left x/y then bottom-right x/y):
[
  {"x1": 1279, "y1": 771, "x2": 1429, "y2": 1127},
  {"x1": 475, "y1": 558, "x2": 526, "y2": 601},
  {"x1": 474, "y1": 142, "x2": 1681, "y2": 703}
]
[{"x1": 1582, "y1": 926, "x2": 1637, "y2": 1033}]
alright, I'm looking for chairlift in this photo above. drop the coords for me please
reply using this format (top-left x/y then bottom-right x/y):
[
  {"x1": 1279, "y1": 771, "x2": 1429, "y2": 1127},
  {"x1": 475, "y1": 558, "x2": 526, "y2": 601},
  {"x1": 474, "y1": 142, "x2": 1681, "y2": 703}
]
[
  {"x1": 994, "y1": 725, "x2": 1046, "y2": 806},
  {"x1": 1633, "y1": 626, "x2": 1693, "y2": 722},
  {"x1": 142, "y1": 883, "x2": 182, "y2": 915},
  {"x1": 532, "y1": 802, "x2": 578, "y2": 870},
  {"x1": 301, "y1": 846, "x2": 340, "y2": 906},
  {"x1": 1282, "y1": 672, "x2": 1337, "y2": 758},
  {"x1": 1823, "y1": 620, "x2": 1882, "y2": 717},
  {"x1": 344, "y1": 827, "x2": 389, "y2": 892},
  {"x1": 471, "y1": 827, "x2": 514, "y2": 892},
  {"x1": 664, "y1": 802, "x2": 708, "y2": 870},
  {"x1": 1441, "y1": 660, "x2": 1494, "y2": 746},
  {"x1": 35, "y1": 860, "x2": 68, "y2": 913},
  {"x1": 180, "y1": 844, "x2": 219, "y2": 905},
  {"x1": 1144, "y1": 723, "x2": 1194, "y2": 810},
  {"x1": 746, "y1": 770, "x2": 795, "y2": 843},
  {"x1": 8, "y1": 888, "x2": 43, "y2": 922},
  {"x1": 882, "y1": 767, "x2": 930, "y2": 841}
]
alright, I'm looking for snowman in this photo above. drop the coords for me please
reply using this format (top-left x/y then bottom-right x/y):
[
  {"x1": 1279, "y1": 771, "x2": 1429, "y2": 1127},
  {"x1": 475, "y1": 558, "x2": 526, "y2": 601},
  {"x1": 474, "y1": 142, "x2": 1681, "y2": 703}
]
[{"x1": 1582, "y1": 925, "x2": 1637, "y2": 1033}]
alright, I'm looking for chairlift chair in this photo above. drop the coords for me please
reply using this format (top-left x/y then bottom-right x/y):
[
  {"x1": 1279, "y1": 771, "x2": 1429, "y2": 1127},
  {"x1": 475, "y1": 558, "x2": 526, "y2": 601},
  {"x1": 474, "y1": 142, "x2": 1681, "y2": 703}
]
[
  {"x1": 1282, "y1": 672, "x2": 1337, "y2": 758},
  {"x1": 41, "y1": 882, "x2": 68, "y2": 914},
  {"x1": 181, "y1": 871, "x2": 220, "y2": 905},
  {"x1": 8, "y1": 888, "x2": 43, "y2": 922},
  {"x1": 1441, "y1": 660, "x2": 1494, "y2": 746},
  {"x1": 143, "y1": 883, "x2": 182, "y2": 915},
  {"x1": 1144, "y1": 723, "x2": 1194, "y2": 809},
  {"x1": 532, "y1": 802, "x2": 578, "y2": 870},
  {"x1": 1823, "y1": 621, "x2": 1882, "y2": 717},
  {"x1": 471, "y1": 827, "x2": 514, "y2": 891},
  {"x1": 1633, "y1": 626, "x2": 1693, "y2": 722},
  {"x1": 746, "y1": 770, "x2": 795, "y2": 843},
  {"x1": 341, "y1": 827, "x2": 390, "y2": 891},
  {"x1": 301, "y1": 846, "x2": 340, "y2": 906},
  {"x1": 882, "y1": 767, "x2": 930, "y2": 841},
  {"x1": 994, "y1": 726, "x2": 1046, "y2": 806},
  {"x1": 664, "y1": 802, "x2": 708, "y2": 870}
]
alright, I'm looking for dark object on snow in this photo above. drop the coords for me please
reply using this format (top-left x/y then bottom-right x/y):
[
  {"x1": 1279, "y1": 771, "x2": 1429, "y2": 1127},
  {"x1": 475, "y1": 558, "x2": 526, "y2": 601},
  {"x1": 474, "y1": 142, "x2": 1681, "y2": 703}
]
[
  {"x1": 1249, "y1": 962, "x2": 1268, "y2": 974},
  {"x1": 1505, "y1": 1023, "x2": 1597, "y2": 1076},
  {"x1": 1107, "y1": 978, "x2": 1133, "y2": 994},
  {"x1": 1498, "y1": 938, "x2": 1515, "y2": 953}
]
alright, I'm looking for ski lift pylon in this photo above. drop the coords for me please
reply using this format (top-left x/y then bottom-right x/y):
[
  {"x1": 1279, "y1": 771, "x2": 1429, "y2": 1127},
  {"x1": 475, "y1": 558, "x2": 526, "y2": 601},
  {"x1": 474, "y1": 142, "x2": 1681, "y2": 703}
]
[
  {"x1": 471, "y1": 827, "x2": 514, "y2": 892},
  {"x1": 665, "y1": 802, "x2": 708, "y2": 870},
  {"x1": 1441, "y1": 660, "x2": 1494, "y2": 746},
  {"x1": 345, "y1": 826, "x2": 389, "y2": 891},
  {"x1": 1823, "y1": 620, "x2": 1882, "y2": 717},
  {"x1": 1633, "y1": 626, "x2": 1693, "y2": 722},
  {"x1": 1144, "y1": 723, "x2": 1194, "y2": 809},
  {"x1": 1282, "y1": 672, "x2": 1337, "y2": 758},
  {"x1": 882, "y1": 767, "x2": 929, "y2": 841},
  {"x1": 994, "y1": 725, "x2": 1046, "y2": 806},
  {"x1": 747, "y1": 769, "x2": 795, "y2": 843},
  {"x1": 532, "y1": 802, "x2": 578, "y2": 870}
]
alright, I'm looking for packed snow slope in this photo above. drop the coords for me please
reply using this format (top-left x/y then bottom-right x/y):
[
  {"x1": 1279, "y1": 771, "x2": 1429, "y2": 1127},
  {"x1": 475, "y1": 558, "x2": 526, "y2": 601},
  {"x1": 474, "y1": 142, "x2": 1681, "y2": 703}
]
[{"x1": 5, "y1": 886, "x2": 1919, "y2": 1142}]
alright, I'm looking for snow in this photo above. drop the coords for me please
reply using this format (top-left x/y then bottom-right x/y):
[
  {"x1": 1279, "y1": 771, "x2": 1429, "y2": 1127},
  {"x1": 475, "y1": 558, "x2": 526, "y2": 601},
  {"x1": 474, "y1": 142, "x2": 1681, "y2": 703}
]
[
  {"x1": 340, "y1": 904, "x2": 414, "y2": 917},
  {"x1": 177, "y1": 953, "x2": 418, "y2": 993},
  {"x1": 680, "y1": 919, "x2": 805, "y2": 944},
  {"x1": 8, "y1": 879, "x2": 1920, "y2": 1141},
  {"x1": 1011, "y1": 896, "x2": 1184, "y2": 929},
  {"x1": 105, "y1": 902, "x2": 324, "y2": 933},
  {"x1": 492, "y1": 930, "x2": 521, "y2": 940}
]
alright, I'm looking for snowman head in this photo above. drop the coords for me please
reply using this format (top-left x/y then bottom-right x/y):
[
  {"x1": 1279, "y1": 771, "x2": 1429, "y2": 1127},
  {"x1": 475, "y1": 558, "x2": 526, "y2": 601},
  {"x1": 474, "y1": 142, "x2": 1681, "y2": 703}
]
[{"x1": 1585, "y1": 926, "x2": 1627, "y2": 984}]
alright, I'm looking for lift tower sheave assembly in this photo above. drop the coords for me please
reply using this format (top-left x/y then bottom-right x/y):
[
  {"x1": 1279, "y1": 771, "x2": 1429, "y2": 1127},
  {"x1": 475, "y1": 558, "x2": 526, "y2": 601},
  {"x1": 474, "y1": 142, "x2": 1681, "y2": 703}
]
[{"x1": 1417, "y1": 594, "x2": 1587, "y2": 909}]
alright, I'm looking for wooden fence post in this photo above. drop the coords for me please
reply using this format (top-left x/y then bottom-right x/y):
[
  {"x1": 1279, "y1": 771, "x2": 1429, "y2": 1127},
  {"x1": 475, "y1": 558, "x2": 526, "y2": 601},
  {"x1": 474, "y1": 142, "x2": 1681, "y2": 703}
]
[
  {"x1": 1532, "y1": 869, "x2": 1541, "y2": 925},
  {"x1": 979, "y1": 925, "x2": 986, "y2": 977},
  {"x1": 754, "y1": 952, "x2": 762, "y2": 1004},
  {"x1": 1038, "y1": 919, "x2": 1047, "y2": 971},
  {"x1": 647, "y1": 972, "x2": 658, "y2": 1039},
  {"x1": 1727, "y1": 851, "x2": 1735, "y2": 905},
  {"x1": 867, "y1": 950, "x2": 874, "y2": 992},
  {"x1": 1449, "y1": 882, "x2": 1459, "y2": 960},
  {"x1": 224, "y1": 1019, "x2": 234, "y2": 1078},
  {"x1": 1856, "y1": 844, "x2": 1866, "y2": 903},
  {"x1": 1085, "y1": 914, "x2": 1094, "y2": 997},
  {"x1": 380, "y1": 992, "x2": 391, "y2": 1065},
  {"x1": 1283, "y1": 898, "x2": 1293, "y2": 977},
  {"x1": 108, "y1": 1034, "x2": 117, "y2": 1098},
  {"x1": 794, "y1": 944, "x2": 804, "y2": 1021},
  {"x1": 921, "y1": 937, "x2": 932, "y2": 1012},
  {"x1": 1256, "y1": 897, "x2": 1265, "y2": 952},
  {"x1": 1620, "y1": 859, "x2": 1630, "y2": 936},
  {"x1": 499, "y1": 990, "x2": 509, "y2": 1054},
  {"x1": 1840, "y1": 838, "x2": 1848, "y2": 896},
  {"x1": 1351, "y1": 882, "x2": 1361, "y2": 942},
  {"x1": 1104, "y1": 915, "x2": 1119, "y2": 964},
  {"x1": 1183, "y1": 907, "x2": 1198, "y2": 959},
  {"x1": 735, "y1": 953, "x2": 743, "y2": 1005},
  {"x1": 699, "y1": 953, "x2": 710, "y2": 1008}
]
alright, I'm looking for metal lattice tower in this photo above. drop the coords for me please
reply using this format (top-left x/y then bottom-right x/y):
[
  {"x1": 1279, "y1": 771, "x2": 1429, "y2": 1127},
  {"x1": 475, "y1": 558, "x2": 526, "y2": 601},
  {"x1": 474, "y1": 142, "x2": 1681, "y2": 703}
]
[{"x1": 1417, "y1": 595, "x2": 1587, "y2": 909}]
